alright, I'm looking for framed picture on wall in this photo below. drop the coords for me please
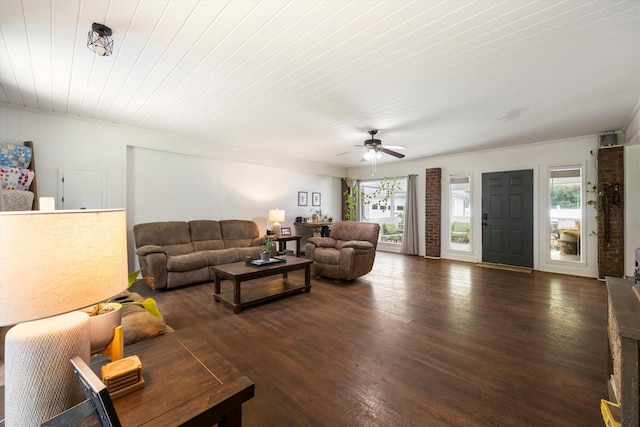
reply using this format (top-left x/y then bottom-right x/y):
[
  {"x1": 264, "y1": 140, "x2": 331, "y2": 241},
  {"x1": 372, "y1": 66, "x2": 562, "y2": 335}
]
[
  {"x1": 312, "y1": 192, "x2": 321, "y2": 206},
  {"x1": 298, "y1": 191, "x2": 308, "y2": 206}
]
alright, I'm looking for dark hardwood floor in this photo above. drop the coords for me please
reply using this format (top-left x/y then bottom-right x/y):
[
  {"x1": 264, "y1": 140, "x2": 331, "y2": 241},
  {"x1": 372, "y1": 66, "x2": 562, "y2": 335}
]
[{"x1": 137, "y1": 252, "x2": 607, "y2": 426}]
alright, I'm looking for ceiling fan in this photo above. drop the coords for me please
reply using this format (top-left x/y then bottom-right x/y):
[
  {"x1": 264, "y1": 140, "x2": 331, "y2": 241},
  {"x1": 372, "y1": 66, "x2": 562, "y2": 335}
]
[{"x1": 337, "y1": 130, "x2": 406, "y2": 161}]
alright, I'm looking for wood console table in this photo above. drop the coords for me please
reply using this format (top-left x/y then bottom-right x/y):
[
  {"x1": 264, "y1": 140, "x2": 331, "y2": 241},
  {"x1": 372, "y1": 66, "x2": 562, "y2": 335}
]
[
  {"x1": 294, "y1": 221, "x2": 332, "y2": 237},
  {"x1": 606, "y1": 276, "x2": 639, "y2": 426}
]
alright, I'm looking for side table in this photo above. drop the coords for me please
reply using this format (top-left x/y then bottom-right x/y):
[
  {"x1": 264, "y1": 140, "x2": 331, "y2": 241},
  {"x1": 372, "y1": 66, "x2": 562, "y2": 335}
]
[
  {"x1": 106, "y1": 328, "x2": 254, "y2": 426},
  {"x1": 0, "y1": 329, "x2": 255, "y2": 427},
  {"x1": 276, "y1": 235, "x2": 302, "y2": 256}
]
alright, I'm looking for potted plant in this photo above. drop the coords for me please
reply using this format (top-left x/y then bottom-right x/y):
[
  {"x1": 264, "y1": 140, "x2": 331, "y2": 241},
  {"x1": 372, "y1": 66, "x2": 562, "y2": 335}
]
[
  {"x1": 84, "y1": 269, "x2": 156, "y2": 352},
  {"x1": 260, "y1": 235, "x2": 274, "y2": 261}
]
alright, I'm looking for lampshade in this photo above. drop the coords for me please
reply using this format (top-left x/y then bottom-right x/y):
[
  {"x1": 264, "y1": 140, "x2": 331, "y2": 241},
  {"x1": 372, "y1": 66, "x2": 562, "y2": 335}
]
[
  {"x1": 268, "y1": 208, "x2": 285, "y2": 223},
  {"x1": 0, "y1": 209, "x2": 129, "y2": 326},
  {"x1": 87, "y1": 22, "x2": 114, "y2": 57}
]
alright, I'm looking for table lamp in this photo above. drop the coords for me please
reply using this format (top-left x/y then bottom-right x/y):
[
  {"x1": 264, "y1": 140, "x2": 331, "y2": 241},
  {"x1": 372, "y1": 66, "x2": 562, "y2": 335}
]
[
  {"x1": 268, "y1": 208, "x2": 285, "y2": 236},
  {"x1": 0, "y1": 209, "x2": 128, "y2": 426}
]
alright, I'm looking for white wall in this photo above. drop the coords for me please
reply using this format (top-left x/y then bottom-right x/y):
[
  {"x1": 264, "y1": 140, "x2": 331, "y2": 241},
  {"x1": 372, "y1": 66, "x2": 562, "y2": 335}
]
[
  {"x1": 348, "y1": 136, "x2": 602, "y2": 278},
  {"x1": 0, "y1": 104, "x2": 345, "y2": 269},
  {"x1": 624, "y1": 103, "x2": 640, "y2": 279},
  {"x1": 625, "y1": 144, "x2": 640, "y2": 279},
  {"x1": 2, "y1": 102, "x2": 637, "y2": 278}
]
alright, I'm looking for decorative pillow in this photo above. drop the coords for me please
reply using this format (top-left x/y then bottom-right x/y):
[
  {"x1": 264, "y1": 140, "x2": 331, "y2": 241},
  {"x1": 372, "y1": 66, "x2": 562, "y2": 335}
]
[
  {"x1": 0, "y1": 142, "x2": 32, "y2": 168},
  {"x1": 0, "y1": 166, "x2": 34, "y2": 190},
  {"x1": 111, "y1": 290, "x2": 168, "y2": 345},
  {"x1": 121, "y1": 304, "x2": 167, "y2": 345}
]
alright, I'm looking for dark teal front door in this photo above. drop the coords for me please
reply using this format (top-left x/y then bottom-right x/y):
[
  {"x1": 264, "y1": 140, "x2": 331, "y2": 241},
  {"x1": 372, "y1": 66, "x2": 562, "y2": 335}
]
[{"x1": 482, "y1": 169, "x2": 534, "y2": 268}]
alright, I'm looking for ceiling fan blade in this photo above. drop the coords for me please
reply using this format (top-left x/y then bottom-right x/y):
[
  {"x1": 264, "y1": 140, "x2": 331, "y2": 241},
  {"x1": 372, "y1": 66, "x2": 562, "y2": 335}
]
[
  {"x1": 336, "y1": 148, "x2": 364, "y2": 156},
  {"x1": 382, "y1": 145, "x2": 406, "y2": 150},
  {"x1": 380, "y1": 147, "x2": 405, "y2": 159}
]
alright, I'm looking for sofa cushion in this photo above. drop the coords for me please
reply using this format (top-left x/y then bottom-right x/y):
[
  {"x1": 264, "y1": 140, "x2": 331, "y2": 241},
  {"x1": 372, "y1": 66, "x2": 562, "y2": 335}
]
[
  {"x1": 235, "y1": 246, "x2": 262, "y2": 260},
  {"x1": 163, "y1": 243, "x2": 195, "y2": 256},
  {"x1": 330, "y1": 221, "x2": 379, "y2": 248},
  {"x1": 134, "y1": 221, "x2": 194, "y2": 256},
  {"x1": 166, "y1": 252, "x2": 208, "y2": 272},
  {"x1": 189, "y1": 220, "x2": 225, "y2": 251},
  {"x1": 204, "y1": 248, "x2": 240, "y2": 265},
  {"x1": 220, "y1": 220, "x2": 261, "y2": 248}
]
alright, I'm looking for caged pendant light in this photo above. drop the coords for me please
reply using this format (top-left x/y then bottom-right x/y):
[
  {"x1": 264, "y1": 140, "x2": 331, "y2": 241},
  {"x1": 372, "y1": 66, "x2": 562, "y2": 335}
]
[{"x1": 87, "y1": 23, "x2": 114, "y2": 57}]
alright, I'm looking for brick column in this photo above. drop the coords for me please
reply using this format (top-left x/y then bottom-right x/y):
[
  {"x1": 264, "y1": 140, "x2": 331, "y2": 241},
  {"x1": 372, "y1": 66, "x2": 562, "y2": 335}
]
[
  {"x1": 597, "y1": 146, "x2": 624, "y2": 278},
  {"x1": 425, "y1": 168, "x2": 441, "y2": 258}
]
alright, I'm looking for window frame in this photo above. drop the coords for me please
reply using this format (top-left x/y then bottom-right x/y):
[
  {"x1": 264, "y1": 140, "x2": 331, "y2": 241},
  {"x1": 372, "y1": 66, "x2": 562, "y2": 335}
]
[
  {"x1": 359, "y1": 177, "x2": 407, "y2": 245},
  {"x1": 547, "y1": 163, "x2": 585, "y2": 264}
]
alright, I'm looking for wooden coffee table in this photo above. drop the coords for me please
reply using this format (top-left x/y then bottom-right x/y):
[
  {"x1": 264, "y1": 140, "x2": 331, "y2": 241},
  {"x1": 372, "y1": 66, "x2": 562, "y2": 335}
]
[{"x1": 213, "y1": 255, "x2": 312, "y2": 313}]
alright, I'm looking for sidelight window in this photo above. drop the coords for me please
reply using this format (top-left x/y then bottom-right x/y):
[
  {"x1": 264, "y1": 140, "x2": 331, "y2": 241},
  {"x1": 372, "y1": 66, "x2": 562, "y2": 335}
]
[
  {"x1": 549, "y1": 166, "x2": 582, "y2": 262},
  {"x1": 449, "y1": 174, "x2": 471, "y2": 251}
]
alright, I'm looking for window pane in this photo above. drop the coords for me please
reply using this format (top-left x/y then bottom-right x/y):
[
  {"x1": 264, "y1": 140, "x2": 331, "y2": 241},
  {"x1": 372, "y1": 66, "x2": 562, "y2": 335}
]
[
  {"x1": 549, "y1": 166, "x2": 582, "y2": 262},
  {"x1": 449, "y1": 174, "x2": 471, "y2": 251},
  {"x1": 360, "y1": 177, "x2": 406, "y2": 245}
]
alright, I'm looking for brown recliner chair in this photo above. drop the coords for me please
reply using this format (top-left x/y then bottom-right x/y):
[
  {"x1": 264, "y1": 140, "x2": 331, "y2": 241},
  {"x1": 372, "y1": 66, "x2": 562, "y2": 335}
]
[{"x1": 305, "y1": 221, "x2": 380, "y2": 281}]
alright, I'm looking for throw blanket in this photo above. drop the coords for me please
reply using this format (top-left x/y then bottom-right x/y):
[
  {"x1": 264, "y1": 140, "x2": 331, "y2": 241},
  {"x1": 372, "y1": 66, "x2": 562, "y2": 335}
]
[{"x1": 0, "y1": 142, "x2": 32, "y2": 169}]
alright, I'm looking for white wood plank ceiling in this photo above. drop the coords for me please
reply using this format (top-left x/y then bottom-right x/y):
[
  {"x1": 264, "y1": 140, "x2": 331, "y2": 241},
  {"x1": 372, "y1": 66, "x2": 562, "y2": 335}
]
[{"x1": 1, "y1": 0, "x2": 639, "y2": 167}]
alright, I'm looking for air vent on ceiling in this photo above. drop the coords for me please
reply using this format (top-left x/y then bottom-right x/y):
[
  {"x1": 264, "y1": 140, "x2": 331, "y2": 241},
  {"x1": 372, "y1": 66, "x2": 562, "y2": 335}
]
[{"x1": 598, "y1": 131, "x2": 623, "y2": 148}]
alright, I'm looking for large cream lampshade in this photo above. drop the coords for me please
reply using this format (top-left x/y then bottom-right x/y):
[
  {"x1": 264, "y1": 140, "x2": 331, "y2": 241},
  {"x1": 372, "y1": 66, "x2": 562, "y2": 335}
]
[{"x1": 0, "y1": 209, "x2": 129, "y2": 426}]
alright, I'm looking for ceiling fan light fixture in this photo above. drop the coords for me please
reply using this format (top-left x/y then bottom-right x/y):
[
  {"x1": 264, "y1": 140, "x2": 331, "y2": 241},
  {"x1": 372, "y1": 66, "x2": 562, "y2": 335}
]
[
  {"x1": 87, "y1": 23, "x2": 113, "y2": 56},
  {"x1": 363, "y1": 148, "x2": 375, "y2": 161}
]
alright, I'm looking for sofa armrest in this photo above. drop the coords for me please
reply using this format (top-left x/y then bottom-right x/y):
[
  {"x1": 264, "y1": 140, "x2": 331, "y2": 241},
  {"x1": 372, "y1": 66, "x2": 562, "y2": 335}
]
[
  {"x1": 136, "y1": 248, "x2": 168, "y2": 290},
  {"x1": 337, "y1": 240, "x2": 375, "y2": 251},
  {"x1": 307, "y1": 237, "x2": 337, "y2": 248},
  {"x1": 136, "y1": 245, "x2": 166, "y2": 256},
  {"x1": 250, "y1": 237, "x2": 263, "y2": 247}
]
